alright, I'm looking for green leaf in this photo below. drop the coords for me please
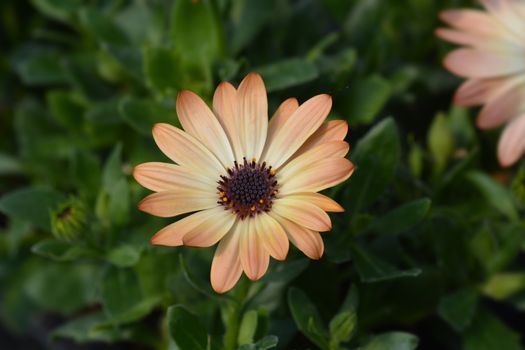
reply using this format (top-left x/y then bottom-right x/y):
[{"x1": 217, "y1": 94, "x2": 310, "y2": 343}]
[
  {"x1": 167, "y1": 305, "x2": 209, "y2": 350},
  {"x1": 344, "y1": 75, "x2": 391, "y2": 125},
  {"x1": 464, "y1": 309, "x2": 521, "y2": 350},
  {"x1": 31, "y1": 239, "x2": 97, "y2": 261},
  {"x1": 238, "y1": 310, "x2": 258, "y2": 345},
  {"x1": 0, "y1": 187, "x2": 64, "y2": 231},
  {"x1": 46, "y1": 90, "x2": 85, "y2": 131},
  {"x1": 51, "y1": 313, "x2": 110, "y2": 343},
  {"x1": 467, "y1": 171, "x2": 518, "y2": 221},
  {"x1": 106, "y1": 179, "x2": 130, "y2": 226},
  {"x1": 102, "y1": 144, "x2": 123, "y2": 190},
  {"x1": 101, "y1": 267, "x2": 144, "y2": 322},
  {"x1": 255, "y1": 58, "x2": 319, "y2": 92},
  {"x1": 254, "y1": 335, "x2": 278, "y2": 349},
  {"x1": 368, "y1": 198, "x2": 431, "y2": 235},
  {"x1": 84, "y1": 100, "x2": 121, "y2": 124},
  {"x1": 359, "y1": 332, "x2": 419, "y2": 350},
  {"x1": 230, "y1": 0, "x2": 275, "y2": 54},
  {"x1": 350, "y1": 243, "x2": 421, "y2": 283},
  {"x1": 143, "y1": 47, "x2": 183, "y2": 96},
  {"x1": 238, "y1": 335, "x2": 279, "y2": 350},
  {"x1": 15, "y1": 52, "x2": 67, "y2": 85},
  {"x1": 107, "y1": 244, "x2": 142, "y2": 268},
  {"x1": 437, "y1": 288, "x2": 479, "y2": 332},
  {"x1": 0, "y1": 153, "x2": 22, "y2": 176},
  {"x1": 79, "y1": 8, "x2": 130, "y2": 46},
  {"x1": 346, "y1": 118, "x2": 401, "y2": 213},
  {"x1": 428, "y1": 113, "x2": 454, "y2": 176},
  {"x1": 103, "y1": 45, "x2": 143, "y2": 81},
  {"x1": 262, "y1": 258, "x2": 309, "y2": 283},
  {"x1": 97, "y1": 144, "x2": 130, "y2": 226},
  {"x1": 482, "y1": 273, "x2": 525, "y2": 301},
  {"x1": 287, "y1": 287, "x2": 329, "y2": 350},
  {"x1": 329, "y1": 310, "x2": 357, "y2": 345},
  {"x1": 119, "y1": 96, "x2": 178, "y2": 135},
  {"x1": 487, "y1": 224, "x2": 525, "y2": 273},
  {"x1": 24, "y1": 263, "x2": 96, "y2": 315},
  {"x1": 171, "y1": 0, "x2": 223, "y2": 63},
  {"x1": 30, "y1": 0, "x2": 82, "y2": 22},
  {"x1": 63, "y1": 54, "x2": 113, "y2": 99}
]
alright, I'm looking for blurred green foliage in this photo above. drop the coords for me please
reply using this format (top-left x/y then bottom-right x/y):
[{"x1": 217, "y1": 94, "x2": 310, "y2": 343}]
[{"x1": 1, "y1": 0, "x2": 524, "y2": 349}]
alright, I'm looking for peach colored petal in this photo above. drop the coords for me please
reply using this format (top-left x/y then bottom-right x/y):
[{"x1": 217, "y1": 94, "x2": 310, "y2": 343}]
[
  {"x1": 262, "y1": 94, "x2": 332, "y2": 168},
  {"x1": 266, "y1": 98, "x2": 299, "y2": 147},
  {"x1": 439, "y1": 9, "x2": 501, "y2": 36},
  {"x1": 176, "y1": 90, "x2": 235, "y2": 167},
  {"x1": 138, "y1": 190, "x2": 217, "y2": 218},
  {"x1": 237, "y1": 73, "x2": 268, "y2": 160},
  {"x1": 498, "y1": 114, "x2": 525, "y2": 167},
  {"x1": 443, "y1": 48, "x2": 525, "y2": 78},
  {"x1": 212, "y1": 82, "x2": 244, "y2": 162},
  {"x1": 152, "y1": 123, "x2": 224, "y2": 178},
  {"x1": 133, "y1": 162, "x2": 216, "y2": 192},
  {"x1": 476, "y1": 77, "x2": 525, "y2": 129},
  {"x1": 182, "y1": 207, "x2": 236, "y2": 247},
  {"x1": 295, "y1": 120, "x2": 348, "y2": 156},
  {"x1": 278, "y1": 141, "x2": 349, "y2": 177},
  {"x1": 281, "y1": 193, "x2": 344, "y2": 212},
  {"x1": 150, "y1": 207, "x2": 220, "y2": 246},
  {"x1": 435, "y1": 28, "x2": 515, "y2": 51},
  {"x1": 279, "y1": 158, "x2": 354, "y2": 195},
  {"x1": 239, "y1": 219, "x2": 269, "y2": 280},
  {"x1": 272, "y1": 197, "x2": 332, "y2": 232},
  {"x1": 254, "y1": 212, "x2": 289, "y2": 261},
  {"x1": 270, "y1": 213, "x2": 324, "y2": 260},
  {"x1": 210, "y1": 222, "x2": 243, "y2": 293},
  {"x1": 453, "y1": 78, "x2": 507, "y2": 107},
  {"x1": 480, "y1": 0, "x2": 525, "y2": 41}
]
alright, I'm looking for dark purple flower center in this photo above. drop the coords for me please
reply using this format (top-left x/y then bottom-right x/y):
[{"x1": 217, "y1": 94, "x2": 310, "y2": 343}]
[{"x1": 217, "y1": 158, "x2": 278, "y2": 219}]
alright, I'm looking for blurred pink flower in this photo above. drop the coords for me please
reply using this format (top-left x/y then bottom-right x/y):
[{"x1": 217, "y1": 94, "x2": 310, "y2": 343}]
[
  {"x1": 436, "y1": 0, "x2": 525, "y2": 166},
  {"x1": 133, "y1": 73, "x2": 353, "y2": 293}
]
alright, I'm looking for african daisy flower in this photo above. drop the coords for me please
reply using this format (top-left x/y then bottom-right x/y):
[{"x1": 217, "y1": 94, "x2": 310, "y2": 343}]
[
  {"x1": 436, "y1": 0, "x2": 525, "y2": 166},
  {"x1": 133, "y1": 73, "x2": 354, "y2": 293}
]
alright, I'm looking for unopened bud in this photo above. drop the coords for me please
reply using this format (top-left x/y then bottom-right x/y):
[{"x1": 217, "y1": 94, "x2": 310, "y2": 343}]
[{"x1": 50, "y1": 196, "x2": 87, "y2": 242}]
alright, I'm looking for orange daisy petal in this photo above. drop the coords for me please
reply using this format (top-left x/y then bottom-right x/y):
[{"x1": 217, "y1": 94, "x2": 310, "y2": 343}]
[
  {"x1": 498, "y1": 114, "x2": 525, "y2": 167},
  {"x1": 279, "y1": 158, "x2": 354, "y2": 195},
  {"x1": 271, "y1": 213, "x2": 324, "y2": 260},
  {"x1": 152, "y1": 123, "x2": 224, "y2": 178},
  {"x1": 266, "y1": 97, "x2": 299, "y2": 147},
  {"x1": 254, "y1": 212, "x2": 289, "y2": 261},
  {"x1": 237, "y1": 72, "x2": 268, "y2": 160},
  {"x1": 280, "y1": 193, "x2": 344, "y2": 213},
  {"x1": 210, "y1": 222, "x2": 243, "y2": 293},
  {"x1": 262, "y1": 94, "x2": 332, "y2": 168},
  {"x1": 138, "y1": 190, "x2": 216, "y2": 218},
  {"x1": 239, "y1": 219, "x2": 269, "y2": 280},
  {"x1": 182, "y1": 208, "x2": 237, "y2": 247},
  {"x1": 272, "y1": 197, "x2": 331, "y2": 232},
  {"x1": 133, "y1": 162, "x2": 216, "y2": 192},
  {"x1": 213, "y1": 81, "x2": 244, "y2": 161},
  {"x1": 176, "y1": 90, "x2": 235, "y2": 167},
  {"x1": 150, "y1": 207, "x2": 220, "y2": 246}
]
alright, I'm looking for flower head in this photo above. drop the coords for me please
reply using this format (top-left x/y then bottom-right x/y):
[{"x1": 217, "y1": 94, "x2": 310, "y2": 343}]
[
  {"x1": 133, "y1": 73, "x2": 354, "y2": 293},
  {"x1": 436, "y1": 0, "x2": 525, "y2": 166}
]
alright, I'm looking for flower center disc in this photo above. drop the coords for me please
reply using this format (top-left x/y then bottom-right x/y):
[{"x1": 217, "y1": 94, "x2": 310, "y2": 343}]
[{"x1": 217, "y1": 158, "x2": 278, "y2": 219}]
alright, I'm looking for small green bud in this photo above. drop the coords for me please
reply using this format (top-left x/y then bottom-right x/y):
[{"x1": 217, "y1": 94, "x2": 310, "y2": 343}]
[{"x1": 50, "y1": 196, "x2": 87, "y2": 242}]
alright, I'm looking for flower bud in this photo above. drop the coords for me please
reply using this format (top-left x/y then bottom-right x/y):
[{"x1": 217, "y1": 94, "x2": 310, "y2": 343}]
[{"x1": 50, "y1": 196, "x2": 87, "y2": 242}]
